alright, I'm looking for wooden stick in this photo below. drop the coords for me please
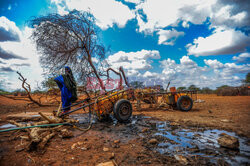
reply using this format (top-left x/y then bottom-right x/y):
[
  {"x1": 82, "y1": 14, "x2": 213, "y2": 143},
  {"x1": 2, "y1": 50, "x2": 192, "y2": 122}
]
[
  {"x1": 38, "y1": 112, "x2": 56, "y2": 123},
  {"x1": 8, "y1": 120, "x2": 26, "y2": 127},
  {"x1": 56, "y1": 102, "x2": 62, "y2": 116},
  {"x1": 38, "y1": 132, "x2": 56, "y2": 149},
  {"x1": 29, "y1": 128, "x2": 41, "y2": 143}
]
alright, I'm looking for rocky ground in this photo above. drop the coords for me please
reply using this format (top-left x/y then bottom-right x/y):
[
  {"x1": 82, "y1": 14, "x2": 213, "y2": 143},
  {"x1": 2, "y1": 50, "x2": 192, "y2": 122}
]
[{"x1": 0, "y1": 94, "x2": 249, "y2": 165}]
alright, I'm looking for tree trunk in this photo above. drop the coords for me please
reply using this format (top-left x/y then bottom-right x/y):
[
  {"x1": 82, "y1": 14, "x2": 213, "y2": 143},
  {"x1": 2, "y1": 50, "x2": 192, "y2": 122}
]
[{"x1": 86, "y1": 51, "x2": 106, "y2": 92}]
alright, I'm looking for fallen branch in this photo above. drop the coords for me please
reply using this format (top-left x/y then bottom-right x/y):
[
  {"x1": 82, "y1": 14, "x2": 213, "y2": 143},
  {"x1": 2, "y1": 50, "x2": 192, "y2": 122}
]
[
  {"x1": 38, "y1": 132, "x2": 56, "y2": 149},
  {"x1": 38, "y1": 112, "x2": 57, "y2": 123},
  {"x1": 8, "y1": 111, "x2": 80, "y2": 151},
  {"x1": 29, "y1": 128, "x2": 41, "y2": 143}
]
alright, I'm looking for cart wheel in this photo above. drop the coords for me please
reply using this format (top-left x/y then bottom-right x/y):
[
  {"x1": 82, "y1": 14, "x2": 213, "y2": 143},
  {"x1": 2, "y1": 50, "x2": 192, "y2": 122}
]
[
  {"x1": 113, "y1": 99, "x2": 132, "y2": 122},
  {"x1": 177, "y1": 96, "x2": 193, "y2": 111}
]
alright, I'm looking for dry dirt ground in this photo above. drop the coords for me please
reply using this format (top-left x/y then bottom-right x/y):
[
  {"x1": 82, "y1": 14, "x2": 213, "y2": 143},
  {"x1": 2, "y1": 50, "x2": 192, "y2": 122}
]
[
  {"x1": 137, "y1": 94, "x2": 250, "y2": 137},
  {"x1": 0, "y1": 94, "x2": 249, "y2": 166}
]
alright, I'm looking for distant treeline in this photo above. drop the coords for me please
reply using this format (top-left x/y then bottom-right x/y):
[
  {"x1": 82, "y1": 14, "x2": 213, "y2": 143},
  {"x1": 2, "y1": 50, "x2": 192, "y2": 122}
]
[
  {"x1": 130, "y1": 73, "x2": 250, "y2": 96},
  {"x1": 0, "y1": 89, "x2": 47, "y2": 96},
  {"x1": 1, "y1": 72, "x2": 249, "y2": 96},
  {"x1": 1, "y1": 84, "x2": 250, "y2": 96}
]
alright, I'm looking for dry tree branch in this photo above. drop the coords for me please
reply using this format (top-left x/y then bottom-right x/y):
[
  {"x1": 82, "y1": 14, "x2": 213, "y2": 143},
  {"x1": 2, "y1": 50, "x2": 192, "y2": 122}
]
[
  {"x1": 119, "y1": 66, "x2": 129, "y2": 87},
  {"x1": 107, "y1": 67, "x2": 123, "y2": 90},
  {"x1": 30, "y1": 10, "x2": 107, "y2": 92},
  {"x1": 106, "y1": 66, "x2": 130, "y2": 90},
  {"x1": 16, "y1": 71, "x2": 47, "y2": 107}
]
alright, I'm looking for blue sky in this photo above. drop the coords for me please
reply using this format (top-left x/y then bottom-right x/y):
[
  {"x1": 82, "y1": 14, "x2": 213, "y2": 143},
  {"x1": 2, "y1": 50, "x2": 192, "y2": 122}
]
[{"x1": 0, "y1": 0, "x2": 249, "y2": 91}]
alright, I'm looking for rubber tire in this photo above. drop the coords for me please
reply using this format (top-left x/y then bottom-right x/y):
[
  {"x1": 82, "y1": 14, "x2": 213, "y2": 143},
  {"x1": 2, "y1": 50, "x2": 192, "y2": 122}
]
[
  {"x1": 113, "y1": 99, "x2": 132, "y2": 122},
  {"x1": 177, "y1": 95, "x2": 193, "y2": 111}
]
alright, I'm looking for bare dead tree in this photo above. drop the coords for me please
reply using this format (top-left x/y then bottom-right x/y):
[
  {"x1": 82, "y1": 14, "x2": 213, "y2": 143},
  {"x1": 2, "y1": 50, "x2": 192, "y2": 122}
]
[
  {"x1": 17, "y1": 71, "x2": 45, "y2": 107},
  {"x1": 30, "y1": 10, "x2": 107, "y2": 91}
]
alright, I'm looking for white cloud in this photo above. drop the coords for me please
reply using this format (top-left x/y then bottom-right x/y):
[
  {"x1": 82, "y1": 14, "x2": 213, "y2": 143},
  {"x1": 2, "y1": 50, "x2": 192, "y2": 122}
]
[
  {"x1": 181, "y1": 0, "x2": 250, "y2": 56},
  {"x1": 135, "y1": 0, "x2": 249, "y2": 32},
  {"x1": 160, "y1": 58, "x2": 177, "y2": 78},
  {"x1": 143, "y1": 71, "x2": 159, "y2": 78},
  {"x1": 92, "y1": 57, "x2": 98, "y2": 64},
  {"x1": 222, "y1": 63, "x2": 250, "y2": 76},
  {"x1": 8, "y1": 5, "x2": 12, "y2": 10},
  {"x1": 233, "y1": 52, "x2": 250, "y2": 63},
  {"x1": 0, "y1": 18, "x2": 44, "y2": 91},
  {"x1": 159, "y1": 56, "x2": 208, "y2": 87},
  {"x1": 135, "y1": 0, "x2": 217, "y2": 33},
  {"x1": 124, "y1": 0, "x2": 142, "y2": 4},
  {"x1": 0, "y1": 75, "x2": 13, "y2": 90},
  {"x1": 52, "y1": 0, "x2": 135, "y2": 29},
  {"x1": 157, "y1": 29, "x2": 184, "y2": 45},
  {"x1": 54, "y1": 0, "x2": 249, "y2": 34},
  {"x1": 178, "y1": 0, "x2": 215, "y2": 25},
  {"x1": 135, "y1": 0, "x2": 181, "y2": 33},
  {"x1": 134, "y1": 0, "x2": 213, "y2": 45},
  {"x1": 134, "y1": 0, "x2": 250, "y2": 50},
  {"x1": 180, "y1": 56, "x2": 197, "y2": 68},
  {"x1": 204, "y1": 59, "x2": 224, "y2": 69},
  {"x1": 0, "y1": 16, "x2": 21, "y2": 42},
  {"x1": 107, "y1": 49, "x2": 160, "y2": 76},
  {"x1": 51, "y1": 0, "x2": 250, "y2": 51},
  {"x1": 157, "y1": 56, "x2": 248, "y2": 89},
  {"x1": 210, "y1": 1, "x2": 250, "y2": 29},
  {"x1": 182, "y1": 21, "x2": 189, "y2": 28},
  {"x1": 211, "y1": 62, "x2": 250, "y2": 86},
  {"x1": 186, "y1": 29, "x2": 250, "y2": 56},
  {"x1": 127, "y1": 69, "x2": 141, "y2": 77}
]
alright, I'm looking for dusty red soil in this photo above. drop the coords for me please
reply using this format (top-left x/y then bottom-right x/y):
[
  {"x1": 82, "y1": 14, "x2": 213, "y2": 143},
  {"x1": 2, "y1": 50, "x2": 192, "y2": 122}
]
[
  {"x1": 0, "y1": 94, "x2": 249, "y2": 165},
  {"x1": 136, "y1": 94, "x2": 250, "y2": 137}
]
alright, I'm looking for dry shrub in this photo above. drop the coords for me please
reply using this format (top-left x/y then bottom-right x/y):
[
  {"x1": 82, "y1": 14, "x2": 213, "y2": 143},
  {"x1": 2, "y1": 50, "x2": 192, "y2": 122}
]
[
  {"x1": 238, "y1": 86, "x2": 250, "y2": 96},
  {"x1": 217, "y1": 86, "x2": 250, "y2": 96},
  {"x1": 20, "y1": 91, "x2": 27, "y2": 96}
]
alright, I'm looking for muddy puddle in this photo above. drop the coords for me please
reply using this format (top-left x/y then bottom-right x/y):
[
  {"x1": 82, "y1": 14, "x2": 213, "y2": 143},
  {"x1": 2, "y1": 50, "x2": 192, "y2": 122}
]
[
  {"x1": 0, "y1": 124, "x2": 16, "y2": 129},
  {"x1": 153, "y1": 121, "x2": 250, "y2": 165},
  {"x1": 69, "y1": 114, "x2": 145, "y2": 143},
  {"x1": 71, "y1": 113, "x2": 250, "y2": 165}
]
